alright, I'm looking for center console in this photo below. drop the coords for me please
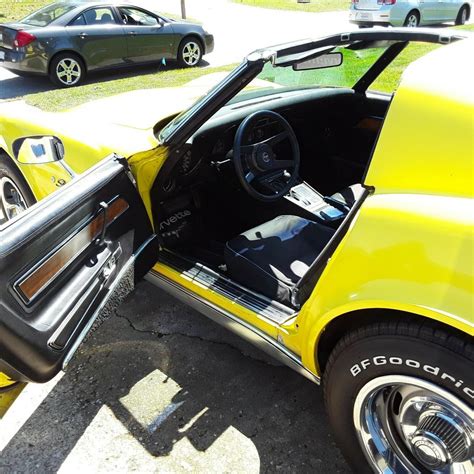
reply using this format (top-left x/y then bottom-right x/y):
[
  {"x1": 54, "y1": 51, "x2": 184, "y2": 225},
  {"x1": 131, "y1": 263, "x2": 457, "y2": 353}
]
[{"x1": 285, "y1": 182, "x2": 346, "y2": 226}]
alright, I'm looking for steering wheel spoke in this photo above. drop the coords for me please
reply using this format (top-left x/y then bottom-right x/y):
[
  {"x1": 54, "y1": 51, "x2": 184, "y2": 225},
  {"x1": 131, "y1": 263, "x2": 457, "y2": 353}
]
[
  {"x1": 261, "y1": 131, "x2": 288, "y2": 147},
  {"x1": 233, "y1": 110, "x2": 300, "y2": 202},
  {"x1": 240, "y1": 144, "x2": 256, "y2": 155},
  {"x1": 269, "y1": 159, "x2": 294, "y2": 171}
]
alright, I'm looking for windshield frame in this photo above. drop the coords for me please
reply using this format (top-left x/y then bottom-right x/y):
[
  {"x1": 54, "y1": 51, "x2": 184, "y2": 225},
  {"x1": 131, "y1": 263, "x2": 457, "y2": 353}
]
[{"x1": 158, "y1": 29, "x2": 466, "y2": 146}]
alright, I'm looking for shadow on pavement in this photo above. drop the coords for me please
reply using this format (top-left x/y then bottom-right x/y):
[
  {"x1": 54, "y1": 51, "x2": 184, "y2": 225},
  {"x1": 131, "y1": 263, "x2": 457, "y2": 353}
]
[
  {"x1": 0, "y1": 60, "x2": 211, "y2": 101},
  {"x1": 0, "y1": 282, "x2": 349, "y2": 472}
]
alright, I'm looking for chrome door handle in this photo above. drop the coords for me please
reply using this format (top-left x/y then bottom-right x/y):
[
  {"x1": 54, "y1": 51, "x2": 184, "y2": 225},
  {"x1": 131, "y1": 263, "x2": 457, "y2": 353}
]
[
  {"x1": 79, "y1": 32, "x2": 88, "y2": 38},
  {"x1": 128, "y1": 31, "x2": 137, "y2": 36}
]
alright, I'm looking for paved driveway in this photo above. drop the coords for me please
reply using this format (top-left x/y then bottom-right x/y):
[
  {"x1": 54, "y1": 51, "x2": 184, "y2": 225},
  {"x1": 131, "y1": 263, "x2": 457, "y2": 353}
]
[{"x1": 1, "y1": 282, "x2": 350, "y2": 473}]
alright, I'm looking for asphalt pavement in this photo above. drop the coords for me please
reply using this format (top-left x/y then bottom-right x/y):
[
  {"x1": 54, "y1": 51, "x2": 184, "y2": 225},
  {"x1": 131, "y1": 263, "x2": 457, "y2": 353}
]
[{"x1": 0, "y1": 281, "x2": 350, "y2": 473}]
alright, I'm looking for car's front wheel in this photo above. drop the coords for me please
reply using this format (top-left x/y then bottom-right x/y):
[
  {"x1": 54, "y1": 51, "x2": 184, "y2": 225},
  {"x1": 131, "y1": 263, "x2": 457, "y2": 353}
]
[
  {"x1": 178, "y1": 38, "x2": 203, "y2": 67},
  {"x1": 0, "y1": 155, "x2": 35, "y2": 223},
  {"x1": 323, "y1": 322, "x2": 473, "y2": 473},
  {"x1": 50, "y1": 53, "x2": 86, "y2": 87}
]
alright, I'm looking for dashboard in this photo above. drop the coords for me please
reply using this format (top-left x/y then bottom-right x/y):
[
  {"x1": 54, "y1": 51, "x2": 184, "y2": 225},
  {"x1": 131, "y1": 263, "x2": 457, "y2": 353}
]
[{"x1": 154, "y1": 86, "x2": 384, "y2": 201}]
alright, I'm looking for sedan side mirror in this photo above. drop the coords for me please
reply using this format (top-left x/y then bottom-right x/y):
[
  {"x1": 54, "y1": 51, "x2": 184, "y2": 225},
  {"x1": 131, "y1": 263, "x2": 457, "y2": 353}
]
[{"x1": 13, "y1": 136, "x2": 65, "y2": 164}]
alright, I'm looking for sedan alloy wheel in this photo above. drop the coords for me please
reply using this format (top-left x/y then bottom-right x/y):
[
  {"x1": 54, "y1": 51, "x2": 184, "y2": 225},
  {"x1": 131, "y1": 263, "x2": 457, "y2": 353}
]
[
  {"x1": 56, "y1": 58, "x2": 82, "y2": 86},
  {"x1": 180, "y1": 40, "x2": 202, "y2": 67},
  {"x1": 405, "y1": 12, "x2": 419, "y2": 27}
]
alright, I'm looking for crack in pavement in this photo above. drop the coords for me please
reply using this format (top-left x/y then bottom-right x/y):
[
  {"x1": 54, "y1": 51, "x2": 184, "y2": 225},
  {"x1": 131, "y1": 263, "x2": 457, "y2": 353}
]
[{"x1": 114, "y1": 310, "x2": 281, "y2": 367}]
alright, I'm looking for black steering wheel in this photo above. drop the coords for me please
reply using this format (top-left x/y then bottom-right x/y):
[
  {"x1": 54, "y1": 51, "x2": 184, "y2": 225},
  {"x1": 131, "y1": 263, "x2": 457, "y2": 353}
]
[{"x1": 232, "y1": 110, "x2": 300, "y2": 202}]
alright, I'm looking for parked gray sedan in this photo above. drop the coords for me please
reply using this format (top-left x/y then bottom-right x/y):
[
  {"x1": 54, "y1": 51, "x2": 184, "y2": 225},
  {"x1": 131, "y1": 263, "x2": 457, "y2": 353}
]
[
  {"x1": 349, "y1": 0, "x2": 471, "y2": 27},
  {"x1": 0, "y1": 1, "x2": 214, "y2": 87}
]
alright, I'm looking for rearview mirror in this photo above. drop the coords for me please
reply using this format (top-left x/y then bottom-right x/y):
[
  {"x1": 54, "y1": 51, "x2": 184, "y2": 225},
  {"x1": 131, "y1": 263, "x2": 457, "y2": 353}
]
[
  {"x1": 13, "y1": 136, "x2": 65, "y2": 164},
  {"x1": 293, "y1": 52, "x2": 343, "y2": 71}
]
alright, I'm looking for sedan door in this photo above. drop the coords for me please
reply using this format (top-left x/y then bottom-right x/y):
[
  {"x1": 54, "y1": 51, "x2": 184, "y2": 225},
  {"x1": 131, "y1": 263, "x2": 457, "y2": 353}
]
[
  {"x1": 66, "y1": 6, "x2": 127, "y2": 70},
  {"x1": 117, "y1": 7, "x2": 176, "y2": 63},
  {"x1": 0, "y1": 144, "x2": 157, "y2": 384}
]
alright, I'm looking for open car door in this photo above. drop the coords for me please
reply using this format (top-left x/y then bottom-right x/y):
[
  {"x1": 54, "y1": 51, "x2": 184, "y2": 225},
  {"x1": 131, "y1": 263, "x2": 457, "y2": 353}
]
[{"x1": 0, "y1": 152, "x2": 157, "y2": 385}]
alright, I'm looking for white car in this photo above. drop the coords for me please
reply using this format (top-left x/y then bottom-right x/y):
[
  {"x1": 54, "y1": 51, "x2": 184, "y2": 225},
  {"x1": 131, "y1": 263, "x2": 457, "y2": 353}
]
[{"x1": 349, "y1": 0, "x2": 471, "y2": 27}]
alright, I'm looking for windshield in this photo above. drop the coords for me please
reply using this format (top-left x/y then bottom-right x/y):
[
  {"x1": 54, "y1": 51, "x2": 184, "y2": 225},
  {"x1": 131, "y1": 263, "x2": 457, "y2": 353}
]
[
  {"x1": 21, "y1": 3, "x2": 77, "y2": 27},
  {"x1": 231, "y1": 45, "x2": 389, "y2": 105},
  {"x1": 159, "y1": 43, "x2": 390, "y2": 143}
]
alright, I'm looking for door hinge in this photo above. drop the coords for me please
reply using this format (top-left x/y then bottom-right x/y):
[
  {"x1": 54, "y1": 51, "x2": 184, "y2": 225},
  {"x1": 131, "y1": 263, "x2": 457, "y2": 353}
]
[{"x1": 115, "y1": 155, "x2": 136, "y2": 186}]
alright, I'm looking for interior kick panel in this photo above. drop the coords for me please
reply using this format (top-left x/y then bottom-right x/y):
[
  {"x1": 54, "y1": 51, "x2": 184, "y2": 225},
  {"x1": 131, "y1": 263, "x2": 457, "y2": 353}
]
[{"x1": 0, "y1": 156, "x2": 157, "y2": 383}]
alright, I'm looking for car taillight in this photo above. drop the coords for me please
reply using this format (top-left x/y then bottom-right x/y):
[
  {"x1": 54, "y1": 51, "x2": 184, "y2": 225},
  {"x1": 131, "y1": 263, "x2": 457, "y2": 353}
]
[{"x1": 14, "y1": 31, "x2": 36, "y2": 48}]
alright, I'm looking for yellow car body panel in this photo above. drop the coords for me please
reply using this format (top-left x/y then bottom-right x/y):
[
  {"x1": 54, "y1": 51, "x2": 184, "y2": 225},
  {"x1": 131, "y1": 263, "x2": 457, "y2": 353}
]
[
  {"x1": 0, "y1": 39, "x2": 472, "y2": 387},
  {"x1": 287, "y1": 193, "x2": 474, "y2": 374},
  {"x1": 0, "y1": 78, "x2": 222, "y2": 202},
  {"x1": 365, "y1": 39, "x2": 474, "y2": 198}
]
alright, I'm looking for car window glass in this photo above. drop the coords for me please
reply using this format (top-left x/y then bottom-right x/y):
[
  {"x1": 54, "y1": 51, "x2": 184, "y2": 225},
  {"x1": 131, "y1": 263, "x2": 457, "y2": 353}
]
[
  {"x1": 83, "y1": 8, "x2": 116, "y2": 25},
  {"x1": 21, "y1": 3, "x2": 77, "y2": 27},
  {"x1": 119, "y1": 7, "x2": 159, "y2": 26},
  {"x1": 370, "y1": 42, "x2": 442, "y2": 93},
  {"x1": 69, "y1": 14, "x2": 86, "y2": 26}
]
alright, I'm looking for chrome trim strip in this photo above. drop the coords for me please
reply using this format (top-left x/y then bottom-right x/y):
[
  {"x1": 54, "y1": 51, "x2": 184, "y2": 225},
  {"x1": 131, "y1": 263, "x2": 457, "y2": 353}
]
[
  {"x1": 62, "y1": 234, "x2": 157, "y2": 369},
  {"x1": 145, "y1": 269, "x2": 320, "y2": 385},
  {"x1": 160, "y1": 250, "x2": 297, "y2": 325}
]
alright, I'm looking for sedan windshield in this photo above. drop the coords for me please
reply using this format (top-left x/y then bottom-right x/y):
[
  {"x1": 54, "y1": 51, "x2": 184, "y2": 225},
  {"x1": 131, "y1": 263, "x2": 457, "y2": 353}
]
[{"x1": 21, "y1": 3, "x2": 77, "y2": 27}]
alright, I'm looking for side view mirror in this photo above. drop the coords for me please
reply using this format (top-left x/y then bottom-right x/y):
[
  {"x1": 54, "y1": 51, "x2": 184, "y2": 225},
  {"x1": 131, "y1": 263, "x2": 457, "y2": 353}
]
[{"x1": 12, "y1": 136, "x2": 65, "y2": 164}]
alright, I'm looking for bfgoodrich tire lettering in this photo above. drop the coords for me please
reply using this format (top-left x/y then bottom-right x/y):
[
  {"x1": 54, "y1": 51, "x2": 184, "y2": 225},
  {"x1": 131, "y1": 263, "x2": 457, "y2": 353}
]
[{"x1": 323, "y1": 321, "x2": 473, "y2": 473}]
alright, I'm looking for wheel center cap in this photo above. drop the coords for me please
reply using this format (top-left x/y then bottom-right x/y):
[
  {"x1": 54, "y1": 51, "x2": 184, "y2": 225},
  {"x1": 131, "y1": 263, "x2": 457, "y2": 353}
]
[
  {"x1": 254, "y1": 144, "x2": 274, "y2": 171},
  {"x1": 411, "y1": 435, "x2": 447, "y2": 469}
]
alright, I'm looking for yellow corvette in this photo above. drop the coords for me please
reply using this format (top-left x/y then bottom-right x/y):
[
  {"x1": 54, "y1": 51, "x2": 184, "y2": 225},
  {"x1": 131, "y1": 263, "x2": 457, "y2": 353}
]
[{"x1": 0, "y1": 29, "x2": 473, "y2": 472}]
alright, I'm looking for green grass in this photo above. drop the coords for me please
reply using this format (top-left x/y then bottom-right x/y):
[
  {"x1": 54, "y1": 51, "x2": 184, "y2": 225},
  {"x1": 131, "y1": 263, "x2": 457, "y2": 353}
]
[
  {"x1": 233, "y1": 0, "x2": 348, "y2": 13},
  {"x1": 25, "y1": 64, "x2": 236, "y2": 111},
  {"x1": 372, "y1": 24, "x2": 474, "y2": 92},
  {"x1": 0, "y1": 0, "x2": 51, "y2": 23}
]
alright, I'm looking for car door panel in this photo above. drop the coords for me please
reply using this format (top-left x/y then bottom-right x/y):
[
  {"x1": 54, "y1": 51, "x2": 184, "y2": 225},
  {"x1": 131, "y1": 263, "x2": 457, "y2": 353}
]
[
  {"x1": 0, "y1": 155, "x2": 158, "y2": 383},
  {"x1": 124, "y1": 23, "x2": 176, "y2": 62},
  {"x1": 66, "y1": 24, "x2": 128, "y2": 69}
]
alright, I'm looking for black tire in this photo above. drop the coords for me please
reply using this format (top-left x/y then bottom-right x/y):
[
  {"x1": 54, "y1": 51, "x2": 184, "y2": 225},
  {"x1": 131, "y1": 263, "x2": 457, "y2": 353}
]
[
  {"x1": 404, "y1": 10, "x2": 420, "y2": 27},
  {"x1": 49, "y1": 52, "x2": 86, "y2": 87},
  {"x1": 323, "y1": 321, "x2": 473, "y2": 473},
  {"x1": 455, "y1": 5, "x2": 469, "y2": 25},
  {"x1": 0, "y1": 153, "x2": 36, "y2": 222},
  {"x1": 177, "y1": 37, "x2": 203, "y2": 68}
]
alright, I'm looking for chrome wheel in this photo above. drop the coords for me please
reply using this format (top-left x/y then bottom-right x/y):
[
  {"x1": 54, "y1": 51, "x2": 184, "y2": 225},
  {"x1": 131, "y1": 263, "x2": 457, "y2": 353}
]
[
  {"x1": 354, "y1": 375, "x2": 473, "y2": 473},
  {"x1": 182, "y1": 41, "x2": 201, "y2": 66},
  {"x1": 0, "y1": 176, "x2": 28, "y2": 221},
  {"x1": 56, "y1": 58, "x2": 82, "y2": 86},
  {"x1": 406, "y1": 13, "x2": 419, "y2": 27}
]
